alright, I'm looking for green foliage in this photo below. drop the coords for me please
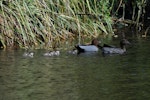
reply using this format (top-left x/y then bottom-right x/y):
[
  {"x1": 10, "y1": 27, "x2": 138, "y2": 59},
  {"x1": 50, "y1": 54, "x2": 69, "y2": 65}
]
[
  {"x1": 0, "y1": 0, "x2": 115, "y2": 49},
  {"x1": 1, "y1": 0, "x2": 147, "y2": 49}
]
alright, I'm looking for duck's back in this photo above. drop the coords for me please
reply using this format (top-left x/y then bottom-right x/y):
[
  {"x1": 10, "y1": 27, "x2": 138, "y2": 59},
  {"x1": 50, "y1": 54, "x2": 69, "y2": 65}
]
[
  {"x1": 78, "y1": 45, "x2": 99, "y2": 52},
  {"x1": 102, "y1": 47, "x2": 125, "y2": 54}
]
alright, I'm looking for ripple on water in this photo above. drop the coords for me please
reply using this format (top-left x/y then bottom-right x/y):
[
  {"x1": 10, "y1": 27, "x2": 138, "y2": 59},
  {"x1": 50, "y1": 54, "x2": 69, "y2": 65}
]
[{"x1": 0, "y1": 38, "x2": 150, "y2": 100}]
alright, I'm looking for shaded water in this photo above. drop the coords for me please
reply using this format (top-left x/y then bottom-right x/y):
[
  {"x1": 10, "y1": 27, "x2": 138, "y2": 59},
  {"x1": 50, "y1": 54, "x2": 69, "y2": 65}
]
[{"x1": 0, "y1": 38, "x2": 150, "y2": 100}]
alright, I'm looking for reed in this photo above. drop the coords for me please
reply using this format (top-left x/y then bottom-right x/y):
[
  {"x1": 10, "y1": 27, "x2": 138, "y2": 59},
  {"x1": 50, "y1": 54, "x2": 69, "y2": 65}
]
[{"x1": 2, "y1": 0, "x2": 146, "y2": 49}]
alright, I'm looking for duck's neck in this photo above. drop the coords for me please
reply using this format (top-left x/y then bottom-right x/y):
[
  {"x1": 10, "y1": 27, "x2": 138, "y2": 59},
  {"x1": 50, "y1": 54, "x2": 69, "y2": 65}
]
[
  {"x1": 121, "y1": 45, "x2": 126, "y2": 51},
  {"x1": 97, "y1": 45, "x2": 103, "y2": 49}
]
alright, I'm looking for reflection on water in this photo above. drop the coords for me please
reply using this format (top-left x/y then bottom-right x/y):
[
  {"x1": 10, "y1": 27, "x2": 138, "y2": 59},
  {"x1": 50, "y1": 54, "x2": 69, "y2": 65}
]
[{"x1": 0, "y1": 38, "x2": 150, "y2": 100}]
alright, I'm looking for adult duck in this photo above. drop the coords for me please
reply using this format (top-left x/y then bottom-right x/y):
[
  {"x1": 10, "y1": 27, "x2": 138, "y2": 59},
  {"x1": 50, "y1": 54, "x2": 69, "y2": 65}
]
[
  {"x1": 75, "y1": 39, "x2": 100, "y2": 53},
  {"x1": 101, "y1": 39, "x2": 130, "y2": 54}
]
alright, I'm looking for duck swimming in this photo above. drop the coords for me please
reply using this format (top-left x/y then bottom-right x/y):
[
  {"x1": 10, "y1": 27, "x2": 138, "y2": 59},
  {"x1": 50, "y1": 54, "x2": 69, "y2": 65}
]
[
  {"x1": 43, "y1": 51, "x2": 60, "y2": 57},
  {"x1": 100, "y1": 39, "x2": 130, "y2": 54},
  {"x1": 68, "y1": 49, "x2": 78, "y2": 55},
  {"x1": 75, "y1": 39, "x2": 100, "y2": 53},
  {"x1": 23, "y1": 52, "x2": 34, "y2": 57}
]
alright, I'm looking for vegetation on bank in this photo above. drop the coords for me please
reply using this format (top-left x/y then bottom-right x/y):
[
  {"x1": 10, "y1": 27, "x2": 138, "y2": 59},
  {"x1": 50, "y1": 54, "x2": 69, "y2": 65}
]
[{"x1": 0, "y1": 0, "x2": 149, "y2": 49}]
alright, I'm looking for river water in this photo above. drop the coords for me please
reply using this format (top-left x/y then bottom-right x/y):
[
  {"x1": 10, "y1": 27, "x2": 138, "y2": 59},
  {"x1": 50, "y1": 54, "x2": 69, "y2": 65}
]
[{"x1": 0, "y1": 37, "x2": 150, "y2": 100}]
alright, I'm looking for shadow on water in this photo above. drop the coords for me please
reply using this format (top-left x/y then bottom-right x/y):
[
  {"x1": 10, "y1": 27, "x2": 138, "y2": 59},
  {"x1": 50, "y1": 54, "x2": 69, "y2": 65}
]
[{"x1": 0, "y1": 38, "x2": 150, "y2": 100}]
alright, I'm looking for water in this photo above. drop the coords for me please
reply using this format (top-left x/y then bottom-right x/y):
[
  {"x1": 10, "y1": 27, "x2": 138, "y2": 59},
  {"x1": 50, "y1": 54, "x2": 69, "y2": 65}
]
[{"x1": 0, "y1": 38, "x2": 150, "y2": 100}]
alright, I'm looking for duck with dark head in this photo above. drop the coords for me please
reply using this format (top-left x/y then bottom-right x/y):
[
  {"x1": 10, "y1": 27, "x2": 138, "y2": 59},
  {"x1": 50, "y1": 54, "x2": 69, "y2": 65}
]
[
  {"x1": 75, "y1": 38, "x2": 101, "y2": 53},
  {"x1": 75, "y1": 38, "x2": 130, "y2": 55},
  {"x1": 101, "y1": 38, "x2": 130, "y2": 54}
]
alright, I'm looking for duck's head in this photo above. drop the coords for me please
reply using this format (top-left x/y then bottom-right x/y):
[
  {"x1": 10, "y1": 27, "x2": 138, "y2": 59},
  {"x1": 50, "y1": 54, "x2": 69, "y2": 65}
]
[
  {"x1": 91, "y1": 39, "x2": 101, "y2": 46},
  {"x1": 120, "y1": 39, "x2": 130, "y2": 49}
]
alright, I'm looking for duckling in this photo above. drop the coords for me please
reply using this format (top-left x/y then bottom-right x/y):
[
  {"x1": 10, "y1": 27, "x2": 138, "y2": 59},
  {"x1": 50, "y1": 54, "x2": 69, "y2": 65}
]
[
  {"x1": 43, "y1": 52, "x2": 51, "y2": 56},
  {"x1": 23, "y1": 52, "x2": 34, "y2": 57},
  {"x1": 54, "y1": 51, "x2": 60, "y2": 56},
  {"x1": 68, "y1": 49, "x2": 78, "y2": 55},
  {"x1": 43, "y1": 51, "x2": 60, "y2": 57}
]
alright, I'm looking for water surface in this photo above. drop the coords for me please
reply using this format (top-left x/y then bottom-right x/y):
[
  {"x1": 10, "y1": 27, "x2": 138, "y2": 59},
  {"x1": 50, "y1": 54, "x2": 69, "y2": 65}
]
[{"x1": 0, "y1": 38, "x2": 150, "y2": 100}]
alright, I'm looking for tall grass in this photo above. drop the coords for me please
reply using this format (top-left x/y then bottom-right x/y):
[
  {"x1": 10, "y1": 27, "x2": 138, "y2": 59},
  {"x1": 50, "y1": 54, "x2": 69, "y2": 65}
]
[{"x1": 0, "y1": 0, "x2": 114, "y2": 49}]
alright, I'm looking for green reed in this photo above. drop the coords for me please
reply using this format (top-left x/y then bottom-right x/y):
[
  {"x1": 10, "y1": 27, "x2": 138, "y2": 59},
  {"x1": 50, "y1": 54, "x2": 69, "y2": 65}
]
[{"x1": 0, "y1": 0, "x2": 114, "y2": 49}]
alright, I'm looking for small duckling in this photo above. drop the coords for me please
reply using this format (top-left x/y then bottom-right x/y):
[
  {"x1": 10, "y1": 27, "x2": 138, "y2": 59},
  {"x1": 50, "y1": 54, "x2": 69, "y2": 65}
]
[
  {"x1": 50, "y1": 51, "x2": 60, "y2": 56},
  {"x1": 49, "y1": 51, "x2": 55, "y2": 56},
  {"x1": 54, "y1": 51, "x2": 60, "y2": 56},
  {"x1": 43, "y1": 51, "x2": 60, "y2": 57},
  {"x1": 68, "y1": 49, "x2": 78, "y2": 55},
  {"x1": 43, "y1": 52, "x2": 51, "y2": 56},
  {"x1": 23, "y1": 52, "x2": 34, "y2": 57}
]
